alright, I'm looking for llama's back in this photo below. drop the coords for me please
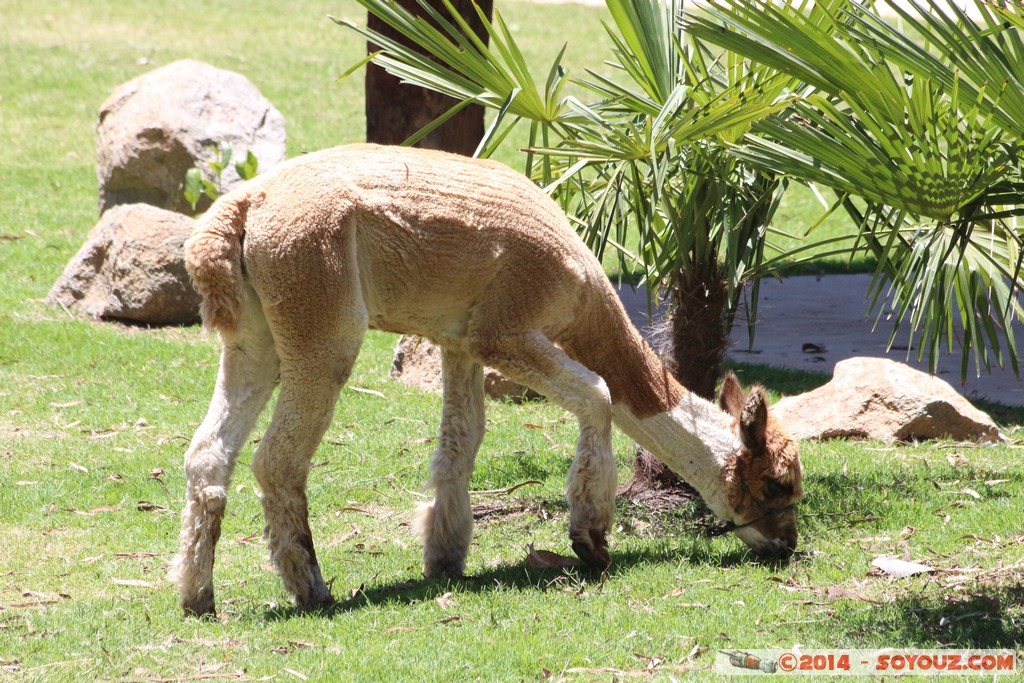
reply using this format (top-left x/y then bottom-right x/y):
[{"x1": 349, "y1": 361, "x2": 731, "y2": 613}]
[
  {"x1": 188, "y1": 144, "x2": 676, "y2": 412},
  {"x1": 237, "y1": 145, "x2": 601, "y2": 344}
]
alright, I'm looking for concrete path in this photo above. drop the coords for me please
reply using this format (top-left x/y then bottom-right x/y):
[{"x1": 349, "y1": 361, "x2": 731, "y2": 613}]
[{"x1": 617, "y1": 274, "x2": 1024, "y2": 407}]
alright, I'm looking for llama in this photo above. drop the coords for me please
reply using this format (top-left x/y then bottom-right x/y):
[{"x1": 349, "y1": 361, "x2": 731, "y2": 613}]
[{"x1": 171, "y1": 144, "x2": 802, "y2": 616}]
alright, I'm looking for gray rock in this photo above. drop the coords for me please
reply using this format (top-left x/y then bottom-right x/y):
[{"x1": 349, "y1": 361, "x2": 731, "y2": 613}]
[
  {"x1": 47, "y1": 204, "x2": 200, "y2": 325},
  {"x1": 773, "y1": 357, "x2": 1002, "y2": 443},
  {"x1": 96, "y1": 59, "x2": 285, "y2": 215},
  {"x1": 391, "y1": 336, "x2": 541, "y2": 401}
]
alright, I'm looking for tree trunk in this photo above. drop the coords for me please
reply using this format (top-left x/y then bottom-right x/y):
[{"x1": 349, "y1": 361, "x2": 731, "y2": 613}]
[
  {"x1": 668, "y1": 272, "x2": 729, "y2": 401},
  {"x1": 623, "y1": 272, "x2": 730, "y2": 504},
  {"x1": 366, "y1": 0, "x2": 492, "y2": 154}
]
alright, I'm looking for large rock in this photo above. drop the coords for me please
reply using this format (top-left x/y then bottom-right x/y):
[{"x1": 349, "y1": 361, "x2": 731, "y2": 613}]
[
  {"x1": 47, "y1": 204, "x2": 200, "y2": 325},
  {"x1": 96, "y1": 59, "x2": 286, "y2": 215},
  {"x1": 773, "y1": 357, "x2": 1002, "y2": 443},
  {"x1": 391, "y1": 336, "x2": 541, "y2": 401}
]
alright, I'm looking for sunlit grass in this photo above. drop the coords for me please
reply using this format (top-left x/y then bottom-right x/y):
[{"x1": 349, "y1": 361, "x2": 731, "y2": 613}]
[{"x1": 0, "y1": 1, "x2": 1020, "y2": 680}]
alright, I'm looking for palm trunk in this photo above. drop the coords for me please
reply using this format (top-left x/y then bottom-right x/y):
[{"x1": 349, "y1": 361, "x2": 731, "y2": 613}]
[
  {"x1": 622, "y1": 271, "x2": 730, "y2": 502},
  {"x1": 669, "y1": 272, "x2": 729, "y2": 401},
  {"x1": 365, "y1": 0, "x2": 492, "y2": 154}
]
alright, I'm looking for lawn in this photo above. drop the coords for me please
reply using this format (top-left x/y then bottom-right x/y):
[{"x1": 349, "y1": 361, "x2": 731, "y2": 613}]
[{"x1": 1, "y1": 0, "x2": 1021, "y2": 680}]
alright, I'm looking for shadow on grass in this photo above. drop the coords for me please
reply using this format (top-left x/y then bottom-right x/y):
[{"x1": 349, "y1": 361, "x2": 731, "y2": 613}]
[
  {"x1": 849, "y1": 585, "x2": 1024, "y2": 649},
  {"x1": 261, "y1": 541, "x2": 761, "y2": 623},
  {"x1": 725, "y1": 360, "x2": 831, "y2": 397},
  {"x1": 791, "y1": 466, "x2": 1024, "y2": 649}
]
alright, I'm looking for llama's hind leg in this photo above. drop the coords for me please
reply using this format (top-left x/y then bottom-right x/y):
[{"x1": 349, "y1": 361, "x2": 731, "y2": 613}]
[
  {"x1": 417, "y1": 348, "x2": 485, "y2": 579},
  {"x1": 172, "y1": 300, "x2": 280, "y2": 616},
  {"x1": 470, "y1": 332, "x2": 616, "y2": 569},
  {"x1": 251, "y1": 320, "x2": 366, "y2": 608}
]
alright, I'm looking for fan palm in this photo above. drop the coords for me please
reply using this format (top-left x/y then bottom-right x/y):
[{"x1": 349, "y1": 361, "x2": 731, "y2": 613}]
[
  {"x1": 338, "y1": 0, "x2": 1024, "y2": 385},
  {"x1": 684, "y1": 0, "x2": 1024, "y2": 379}
]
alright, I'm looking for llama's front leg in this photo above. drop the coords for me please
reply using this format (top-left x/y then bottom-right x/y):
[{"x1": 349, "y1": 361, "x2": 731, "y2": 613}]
[
  {"x1": 470, "y1": 332, "x2": 617, "y2": 569},
  {"x1": 171, "y1": 315, "x2": 279, "y2": 616},
  {"x1": 417, "y1": 348, "x2": 485, "y2": 579},
  {"x1": 566, "y1": 408, "x2": 617, "y2": 569}
]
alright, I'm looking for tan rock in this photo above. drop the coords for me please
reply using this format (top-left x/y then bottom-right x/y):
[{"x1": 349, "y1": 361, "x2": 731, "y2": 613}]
[
  {"x1": 773, "y1": 357, "x2": 1002, "y2": 443},
  {"x1": 390, "y1": 335, "x2": 541, "y2": 401},
  {"x1": 47, "y1": 204, "x2": 200, "y2": 325},
  {"x1": 96, "y1": 59, "x2": 285, "y2": 215}
]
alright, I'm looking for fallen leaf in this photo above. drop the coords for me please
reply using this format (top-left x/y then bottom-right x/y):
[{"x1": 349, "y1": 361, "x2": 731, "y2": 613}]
[
  {"x1": 383, "y1": 626, "x2": 419, "y2": 635},
  {"x1": 335, "y1": 506, "x2": 372, "y2": 515},
  {"x1": 88, "y1": 430, "x2": 118, "y2": 440},
  {"x1": 348, "y1": 386, "x2": 384, "y2": 398},
  {"x1": 70, "y1": 462, "x2": 89, "y2": 473},
  {"x1": 633, "y1": 653, "x2": 664, "y2": 671},
  {"x1": 525, "y1": 543, "x2": 578, "y2": 569},
  {"x1": 946, "y1": 452, "x2": 969, "y2": 468},
  {"x1": 436, "y1": 616, "x2": 461, "y2": 625},
  {"x1": 984, "y1": 479, "x2": 1009, "y2": 487},
  {"x1": 149, "y1": 468, "x2": 165, "y2": 479},
  {"x1": 435, "y1": 592, "x2": 454, "y2": 610},
  {"x1": 470, "y1": 480, "x2": 542, "y2": 495},
  {"x1": 871, "y1": 556, "x2": 934, "y2": 578},
  {"x1": 825, "y1": 586, "x2": 880, "y2": 604},
  {"x1": 71, "y1": 505, "x2": 119, "y2": 516},
  {"x1": 663, "y1": 587, "x2": 686, "y2": 598},
  {"x1": 959, "y1": 488, "x2": 981, "y2": 500},
  {"x1": 50, "y1": 400, "x2": 83, "y2": 408},
  {"x1": 961, "y1": 534, "x2": 994, "y2": 544},
  {"x1": 136, "y1": 501, "x2": 170, "y2": 512}
]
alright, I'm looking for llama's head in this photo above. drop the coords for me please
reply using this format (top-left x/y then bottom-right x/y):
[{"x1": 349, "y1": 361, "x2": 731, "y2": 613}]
[{"x1": 718, "y1": 373, "x2": 802, "y2": 559}]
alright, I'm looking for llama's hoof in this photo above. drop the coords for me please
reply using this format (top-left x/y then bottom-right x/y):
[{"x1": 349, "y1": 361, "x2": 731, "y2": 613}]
[
  {"x1": 423, "y1": 559, "x2": 466, "y2": 581},
  {"x1": 296, "y1": 594, "x2": 336, "y2": 612},
  {"x1": 294, "y1": 578, "x2": 334, "y2": 610},
  {"x1": 570, "y1": 527, "x2": 611, "y2": 571},
  {"x1": 571, "y1": 540, "x2": 611, "y2": 571},
  {"x1": 181, "y1": 593, "x2": 217, "y2": 618}
]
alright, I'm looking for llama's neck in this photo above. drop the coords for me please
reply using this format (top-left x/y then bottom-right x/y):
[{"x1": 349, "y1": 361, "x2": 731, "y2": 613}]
[
  {"x1": 562, "y1": 283, "x2": 684, "y2": 419},
  {"x1": 561, "y1": 280, "x2": 738, "y2": 515},
  {"x1": 612, "y1": 395, "x2": 738, "y2": 519}
]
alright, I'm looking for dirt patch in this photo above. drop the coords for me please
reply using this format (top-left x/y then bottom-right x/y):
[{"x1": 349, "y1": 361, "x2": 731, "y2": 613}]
[{"x1": 618, "y1": 447, "x2": 700, "y2": 515}]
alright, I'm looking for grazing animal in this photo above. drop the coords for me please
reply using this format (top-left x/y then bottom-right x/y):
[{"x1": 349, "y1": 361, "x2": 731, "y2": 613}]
[{"x1": 170, "y1": 144, "x2": 802, "y2": 616}]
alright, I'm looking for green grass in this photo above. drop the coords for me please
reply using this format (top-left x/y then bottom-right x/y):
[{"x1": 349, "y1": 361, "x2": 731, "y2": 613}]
[{"x1": 1, "y1": 1, "x2": 1022, "y2": 680}]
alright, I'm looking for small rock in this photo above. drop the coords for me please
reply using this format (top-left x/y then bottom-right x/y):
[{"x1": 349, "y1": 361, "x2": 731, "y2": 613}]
[
  {"x1": 47, "y1": 204, "x2": 200, "y2": 325},
  {"x1": 391, "y1": 336, "x2": 541, "y2": 401},
  {"x1": 773, "y1": 357, "x2": 1002, "y2": 443}
]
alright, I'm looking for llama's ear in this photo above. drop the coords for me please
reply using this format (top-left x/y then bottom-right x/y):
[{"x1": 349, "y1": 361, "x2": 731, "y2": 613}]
[
  {"x1": 718, "y1": 372, "x2": 744, "y2": 418},
  {"x1": 739, "y1": 387, "x2": 768, "y2": 454}
]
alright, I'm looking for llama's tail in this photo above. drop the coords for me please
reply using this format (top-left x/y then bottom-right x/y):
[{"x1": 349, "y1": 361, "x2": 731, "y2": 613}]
[{"x1": 185, "y1": 191, "x2": 251, "y2": 334}]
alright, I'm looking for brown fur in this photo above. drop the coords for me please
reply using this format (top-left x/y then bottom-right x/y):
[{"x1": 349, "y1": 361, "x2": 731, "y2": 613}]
[{"x1": 719, "y1": 374, "x2": 802, "y2": 550}]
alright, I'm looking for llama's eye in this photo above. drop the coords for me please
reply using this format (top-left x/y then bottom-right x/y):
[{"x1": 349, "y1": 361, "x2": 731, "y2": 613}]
[{"x1": 762, "y1": 478, "x2": 793, "y2": 499}]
